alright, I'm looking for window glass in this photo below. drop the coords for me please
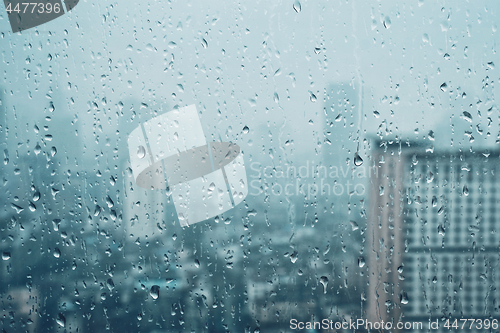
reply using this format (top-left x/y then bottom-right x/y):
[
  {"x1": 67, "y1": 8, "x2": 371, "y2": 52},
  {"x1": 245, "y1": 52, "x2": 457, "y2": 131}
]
[{"x1": 0, "y1": 0, "x2": 498, "y2": 332}]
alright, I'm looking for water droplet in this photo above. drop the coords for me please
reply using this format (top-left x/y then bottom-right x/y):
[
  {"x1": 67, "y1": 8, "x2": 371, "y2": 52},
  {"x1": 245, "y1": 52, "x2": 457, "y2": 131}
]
[
  {"x1": 438, "y1": 224, "x2": 445, "y2": 236},
  {"x1": 463, "y1": 185, "x2": 469, "y2": 196},
  {"x1": 290, "y1": 251, "x2": 298, "y2": 263},
  {"x1": 293, "y1": 0, "x2": 301, "y2": 13},
  {"x1": 309, "y1": 91, "x2": 317, "y2": 102},
  {"x1": 194, "y1": 259, "x2": 200, "y2": 268},
  {"x1": 150, "y1": 285, "x2": 160, "y2": 300},
  {"x1": 106, "y1": 278, "x2": 115, "y2": 291},
  {"x1": 137, "y1": 146, "x2": 146, "y2": 159},
  {"x1": 358, "y1": 256, "x2": 366, "y2": 268},
  {"x1": 33, "y1": 191, "x2": 40, "y2": 202},
  {"x1": 354, "y1": 153, "x2": 363, "y2": 166},
  {"x1": 431, "y1": 196, "x2": 437, "y2": 207},
  {"x1": 350, "y1": 220, "x2": 359, "y2": 231},
  {"x1": 319, "y1": 276, "x2": 328, "y2": 294},
  {"x1": 106, "y1": 195, "x2": 114, "y2": 208},
  {"x1": 2, "y1": 252, "x2": 11, "y2": 260},
  {"x1": 53, "y1": 247, "x2": 61, "y2": 258},
  {"x1": 400, "y1": 291, "x2": 409, "y2": 304},
  {"x1": 51, "y1": 146, "x2": 57, "y2": 157},
  {"x1": 383, "y1": 16, "x2": 391, "y2": 29},
  {"x1": 34, "y1": 143, "x2": 41, "y2": 155},
  {"x1": 28, "y1": 201, "x2": 36, "y2": 212},
  {"x1": 440, "y1": 82, "x2": 448, "y2": 92},
  {"x1": 56, "y1": 313, "x2": 66, "y2": 327},
  {"x1": 242, "y1": 126, "x2": 249, "y2": 134},
  {"x1": 462, "y1": 111, "x2": 472, "y2": 122}
]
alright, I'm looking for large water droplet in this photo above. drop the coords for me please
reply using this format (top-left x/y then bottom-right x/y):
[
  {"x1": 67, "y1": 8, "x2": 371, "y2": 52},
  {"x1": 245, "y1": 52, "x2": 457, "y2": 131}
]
[
  {"x1": 293, "y1": 0, "x2": 301, "y2": 13},
  {"x1": 150, "y1": 285, "x2": 160, "y2": 300},
  {"x1": 56, "y1": 313, "x2": 66, "y2": 327},
  {"x1": 34, "y1": 143, "x2": 41, "y2": 155},
  {"x1": 53, "y1": 247, "x2": 61, "y2": 258},
  {"x1": 383, "y1": 16, "x2": 391, "y2": 29},
  {"x1": 106, "y1": 278, "x2": 115, "y2": 291},
  {"x1": 462, "y1": 111, "x2": 472, "y2": 122},
  {"x1": 2, "y1": 252, "x2": 11, "y2": 260},
  {"x1": 354, "y1": 153, "x2": 363, "y2": 166},
  {"x1": 137, "y1": 146, "x2": 146, "y2": 159}
]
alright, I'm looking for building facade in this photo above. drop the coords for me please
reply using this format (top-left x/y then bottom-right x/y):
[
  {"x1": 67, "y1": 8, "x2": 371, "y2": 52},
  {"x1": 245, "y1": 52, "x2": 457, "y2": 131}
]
[{"x1": 367, "y1": 140, "x2": 500, "y2": 332}]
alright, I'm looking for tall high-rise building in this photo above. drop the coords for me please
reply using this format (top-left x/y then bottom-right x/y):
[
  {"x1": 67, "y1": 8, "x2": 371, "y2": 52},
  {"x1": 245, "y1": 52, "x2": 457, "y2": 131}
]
[{"x1": 367, "y1": 139, "x2": 500, "y2": 332}]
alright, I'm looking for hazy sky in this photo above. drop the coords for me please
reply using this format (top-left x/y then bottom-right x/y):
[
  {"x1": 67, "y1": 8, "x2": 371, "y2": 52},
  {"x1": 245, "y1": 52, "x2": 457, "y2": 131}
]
[{"x1": 1, "y1": 0, "x2": 499, "y2": 165}]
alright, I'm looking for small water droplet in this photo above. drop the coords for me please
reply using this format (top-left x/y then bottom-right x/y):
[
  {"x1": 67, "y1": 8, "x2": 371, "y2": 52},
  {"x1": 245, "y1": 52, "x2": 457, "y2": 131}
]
[
  {"x1": 106, "y1": 195, "x2": 114, "y2": 208},
  {"x1": 440, "y1": 82, "x2": 448, "y2": 92},
  {"x1": 293, "y1": 0, "x2": 301, "y2": 13},
  {"x1": 400, "y1": 291, "x2": 409, "y2": 304},
  {"x1": 319, "y1": 276, "x2": 328, "y2": 294},
  {"x1": 106, "y1": 278, "x2": 115, "y2": 291},
  {"x1": 194, "y1": 259, "x2": 200, "y2": 268},
  {"x1": 34, "y1": 143, "x2": 41, "y2": 155},
  {"x1": 358, "y1": 256, "x2": 366, "y2": 268},
  {"x1": 150, "y1": 285, "x2": 160, "y2": 300},
  {"x1": 53, "y1": 247, "x2": 61, "y2": 258},
  {"x1": 33, "y1": 191, "x2": 40, "y2": 202},
  {"x1": 242, "y1": 126, "x2": 249, "y2": 134},
  {"x1": 463, "y1": 185, "x2": 469, "y2": 196},
  {"x1": 309, "y1": 91, "x2": 317, "y2": 102},
  {"x1": 354, "y1": 153, "x2": 363, "y2": 166},
  {"x1": 438, "y1": 224, "x2": 445, "y2": 236}
]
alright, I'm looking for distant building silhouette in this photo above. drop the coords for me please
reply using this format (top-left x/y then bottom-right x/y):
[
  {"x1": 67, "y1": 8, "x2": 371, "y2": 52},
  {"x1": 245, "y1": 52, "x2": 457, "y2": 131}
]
[{"x1": 367, "y1": 139, "x2": 500, "y2": 332}]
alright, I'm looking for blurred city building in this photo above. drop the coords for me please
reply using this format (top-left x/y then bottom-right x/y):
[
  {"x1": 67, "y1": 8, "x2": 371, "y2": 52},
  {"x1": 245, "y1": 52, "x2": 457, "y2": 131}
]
[{"x1": 367, "y1": 139, "x2": 500, "y2": 332}]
